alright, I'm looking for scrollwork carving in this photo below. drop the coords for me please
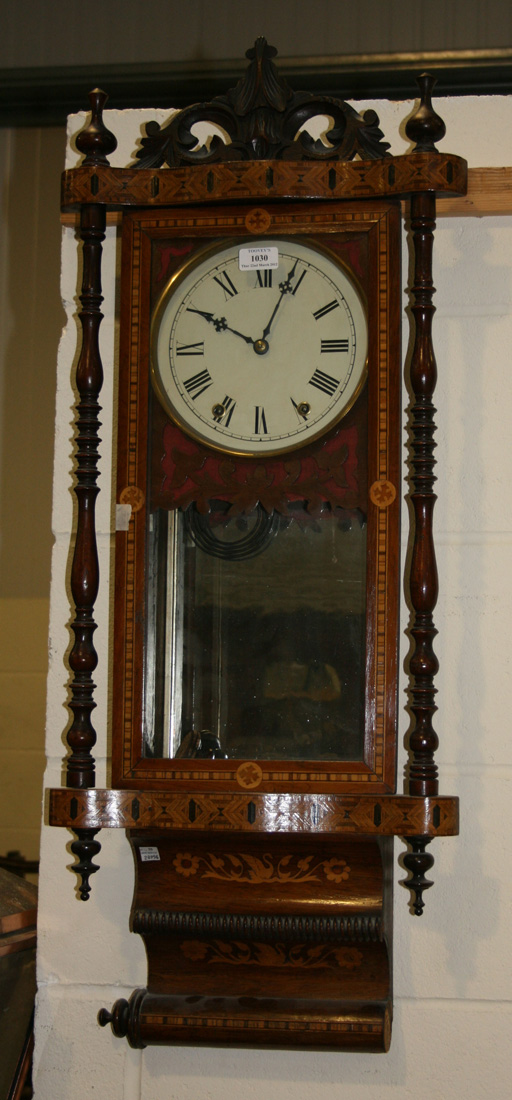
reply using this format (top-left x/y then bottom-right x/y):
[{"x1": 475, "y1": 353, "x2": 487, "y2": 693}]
[
  {"x1": 135, "y1": 38, "x2": 390, "y2": 168},
  {"x1": 158, "y1": 421, "x2": 361, "y2": 515}
]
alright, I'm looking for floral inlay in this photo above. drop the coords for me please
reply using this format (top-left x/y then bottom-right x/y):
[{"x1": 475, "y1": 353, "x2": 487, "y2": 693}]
[
  {"x1": 181, "y1": 940, "x2": 363, "y2": 969},
  {"x1": 172, "y1": 852, "x2": 200, "y2": 877},
  {"x1": 172, "y1": 851, "x2": 350, "y2": 883}
]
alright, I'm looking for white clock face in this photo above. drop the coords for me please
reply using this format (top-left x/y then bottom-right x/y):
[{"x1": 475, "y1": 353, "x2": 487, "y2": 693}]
[{"x1": 151, "y1": 238, "x2": 368, "y2": 456}]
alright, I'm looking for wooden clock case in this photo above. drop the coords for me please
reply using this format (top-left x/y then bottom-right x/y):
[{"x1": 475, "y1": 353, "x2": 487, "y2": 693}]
[{"x1": 48, "y1": 39, "x2": 464, "y2": 1052}]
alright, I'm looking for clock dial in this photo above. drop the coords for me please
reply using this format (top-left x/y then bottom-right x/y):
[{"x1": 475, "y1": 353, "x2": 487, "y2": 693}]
[{"x1": 152, "y1": 239, "x2": 368, "y2": 455}]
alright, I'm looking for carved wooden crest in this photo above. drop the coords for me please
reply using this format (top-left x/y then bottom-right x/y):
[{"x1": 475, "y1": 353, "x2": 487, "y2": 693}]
[{"x1": 135, "y1": 37, "x2": 390, "y2": 167}]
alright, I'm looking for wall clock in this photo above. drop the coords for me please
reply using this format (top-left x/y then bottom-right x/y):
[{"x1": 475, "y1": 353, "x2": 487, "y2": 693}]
[{"x1": 49, "y1": 39, "x2": 466, "y2": 1052}]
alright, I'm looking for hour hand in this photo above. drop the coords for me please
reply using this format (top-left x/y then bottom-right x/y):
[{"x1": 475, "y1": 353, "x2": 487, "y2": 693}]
[
  {"x1": 186, "y1": 307, "x2": 254, "y2": 344},
  {"x1": 186, "y1": 306, "x2": 226, "y2": 332},
  {"x1": 186, "y1": 306, "x2": 216, "y2": 325}
]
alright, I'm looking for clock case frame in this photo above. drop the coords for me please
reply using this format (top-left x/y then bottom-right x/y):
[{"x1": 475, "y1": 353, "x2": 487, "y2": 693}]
[
  {"x1": 48, "y1": 40, "x2": 465, "y2": 1053},
  {"x1": 113, "y1": 200, "x2": 400, "y2": 795}
]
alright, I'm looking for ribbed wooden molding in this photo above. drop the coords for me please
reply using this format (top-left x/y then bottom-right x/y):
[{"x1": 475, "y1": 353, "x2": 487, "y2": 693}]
[
  {"x1": 130, "y1": 910, "x2": 383, "y2": 943},
  {"x1": 60, "y1": 167, "x2": 512, "y2": 226}
]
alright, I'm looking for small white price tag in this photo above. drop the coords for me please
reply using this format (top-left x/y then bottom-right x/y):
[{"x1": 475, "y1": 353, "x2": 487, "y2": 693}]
[
  {"x1": 239, "y1": 246, "x2": 279, "y2": 271},
  {"x1": 139, "y1": 846, "x2": 160, "y2": 862},
  {"x1": 115, "y1": 503, "x2": 132, "y2": 531}
]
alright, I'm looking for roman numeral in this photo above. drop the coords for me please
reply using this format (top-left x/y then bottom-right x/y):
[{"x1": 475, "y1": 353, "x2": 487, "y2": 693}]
[
  {"x1": 321, "y1": 339, "x2": 349, "y2": 353},
  {"x1": 183, "y1": 368, "x2": 213, "y2": 399},
  {"x1": 256, "y1": 270, "x2": 273, "y2": 288},
  {"x1": 308, "y1": 369, "x2": 340, "y2": 397},
  {"x1": 213, "y1": 271, "x2": 238, "y2": 299},
  {"x1": 212, "y1": 396, "x2": 236, "y2": 427},
  {"x1": 254, "y1": 406, "x2": 268, "y2": 434},
  {"x1": 176, "y1": 341, "x2": 204, "y2": 355},
  {"x1": 291, "y1": 269, "x2": 307, "y2": 295},
  {"x1": 290, "y1": 397, "x2": 309, "y2": 420},
  {"x1": 313, "y1": 299, "x2": 340, "y2": 321},
  {"x1": 224, "y1": 400, "x2": 236, "y2": 427}
]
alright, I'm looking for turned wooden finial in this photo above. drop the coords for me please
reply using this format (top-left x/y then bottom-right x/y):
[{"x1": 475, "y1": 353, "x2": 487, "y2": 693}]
[
  {"x1": 406, "y1": 73, "x2": 446, "y2": 152},
  {"x1": 402, "y1": 837, "x2": 435, "y2": 915},
  {"x1": 76, "y1": 88, "x2": 118, "y2": 166},
  {"x1": 98, "y1": 999, "x2": 130, "y2": 1035},
  {"x1": 70, "y1": 829, "x2": 101, "y2": 900}
]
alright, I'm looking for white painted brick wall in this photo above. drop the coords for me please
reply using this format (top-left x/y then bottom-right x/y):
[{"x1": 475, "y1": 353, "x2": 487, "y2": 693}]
[{"x1": 35, "y1": 97, "x2": 512, "y2": 1099}]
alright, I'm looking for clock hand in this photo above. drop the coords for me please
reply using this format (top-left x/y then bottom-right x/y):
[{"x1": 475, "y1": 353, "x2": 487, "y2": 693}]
[
  {"x1": 186, "y1": 307, "x2": 254, "y2": 344},
  {"x1": 186, "y1": 306, "x2": 217, "y2": 323},
  {"x1": 223, "y1": 323, "x2": 255, "y2": 344},
  {"x1": 260, "y1": 258, "x2": 300, "y2": 341}
]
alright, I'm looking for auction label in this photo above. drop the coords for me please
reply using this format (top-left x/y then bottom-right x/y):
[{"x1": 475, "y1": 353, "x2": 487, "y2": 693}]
[
  {"x1": 139, "y1": 846, "x2": 160, "y2": 862},
  {"x1": 239, "y1": 246, "x2": 279, "y2": 271}
]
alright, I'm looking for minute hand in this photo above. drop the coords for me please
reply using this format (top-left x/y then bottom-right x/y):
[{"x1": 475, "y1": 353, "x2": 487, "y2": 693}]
[
  {"x1": 186, "y1": 307, "x2": 254, "y2": 344},
  {"x1": 260, "y1": 259, "x2": 300, "y2": 341}
]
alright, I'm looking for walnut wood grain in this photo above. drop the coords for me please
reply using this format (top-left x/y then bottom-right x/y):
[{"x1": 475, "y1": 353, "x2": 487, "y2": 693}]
[{"x1": 48, "y1": 788, "x2": 459, "y2": 836}]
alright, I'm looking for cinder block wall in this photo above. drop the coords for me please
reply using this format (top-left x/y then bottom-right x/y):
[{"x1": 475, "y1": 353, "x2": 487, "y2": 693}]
[
  {"x1": 35, "y1": 98, "x2": 512, "y2": 1098},
  {"x1": 0, "y1": 127, "x2": 63, "y2": 868}
]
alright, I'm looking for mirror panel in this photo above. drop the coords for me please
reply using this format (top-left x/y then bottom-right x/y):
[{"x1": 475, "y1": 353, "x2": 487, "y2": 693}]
[{"x1": 144, "y1": 502, "x2": 367, "y2": 761}]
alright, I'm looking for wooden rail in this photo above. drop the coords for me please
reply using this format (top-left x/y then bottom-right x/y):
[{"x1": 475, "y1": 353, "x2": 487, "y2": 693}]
[{"x1": 59, "y1": 168, "x2": 512, "y2": 225}]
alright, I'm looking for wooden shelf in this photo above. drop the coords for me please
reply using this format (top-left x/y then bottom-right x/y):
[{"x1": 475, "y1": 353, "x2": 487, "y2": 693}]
[
  {"x1": 59, "y1": 167, "x2": 512, "y2": 225},
  {"x1": 48, "y1": 787, "x2": 459, "y2": 837}
]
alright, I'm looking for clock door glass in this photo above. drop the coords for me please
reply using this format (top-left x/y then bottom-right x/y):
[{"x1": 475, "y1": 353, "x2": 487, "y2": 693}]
[
  {"x1": 144, "y1": 499, "x2": 367, "y2": 762},
  {"x1": 151, "y1": 239, "x2": 367, "y2": 457}
]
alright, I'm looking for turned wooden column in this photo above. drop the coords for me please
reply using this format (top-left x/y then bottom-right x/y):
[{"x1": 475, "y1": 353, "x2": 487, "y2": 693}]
[
  {"x1": 407, "y1": 187, "x2": 440, "y2": 798},
  {"x1": 66, "y1": 201, "x2": 105, "y2": 791},
  {"x1": 402, "y1": 74, "x2": 447, "y2": 913},
  {"x1": 64, "y1": 91, "x2": 116, "y2": 897},
  {"x1": 404, "y1": 73, "x2": 447, "y2": 799}
]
